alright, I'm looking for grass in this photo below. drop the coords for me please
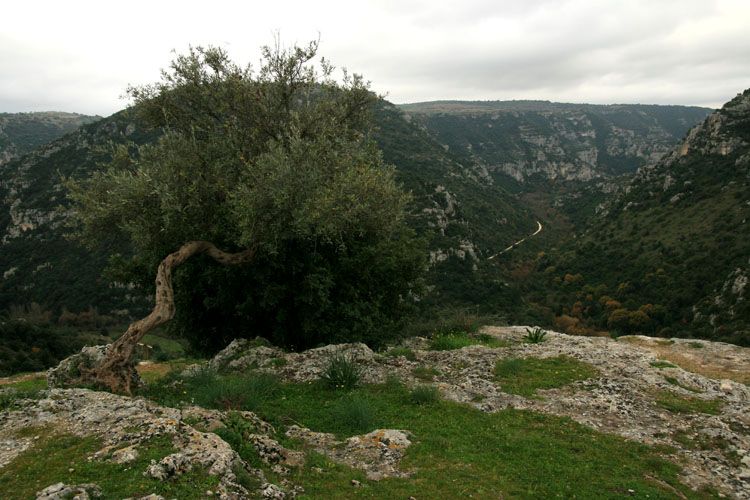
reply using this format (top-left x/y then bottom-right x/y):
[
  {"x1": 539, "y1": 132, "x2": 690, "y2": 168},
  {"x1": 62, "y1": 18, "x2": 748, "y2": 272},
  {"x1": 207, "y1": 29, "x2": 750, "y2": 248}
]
[
  {"x1": 493, "y1": 356, "x2": 598, "y2": 397},
  {"x1": 385, "y1": 347, "x2": 417, "y2": 361},
  {"x1": 409, "y1": 385, "x2": 440, "y2": 405},
  {"x1": 655, "y1": 390, "x2": 723, "y2": 415},
  {"x1": 672, "y1": 430, "x2": 742, "y2": 466},
  {"x1": 650, "y1": 360, "x2": 678, "y2": 369},
  {"x1": 429, "y1": 332, "x2": 510, "y2": 351},
  {"x1": 139, "y1": 368, "x2": 280, "y2": 411},
  {"x1": 228, "y1": 381, "x2": 701, "y2": 499},
  {"x1": 0, "y1": 376, "x2": 47, "y2": 411},
  {"x1": 411, "y1": 366, "x2": 441, "y2": 381},
  {"x1": 0, "y1": 429, "x2": 219, "y2": 499}
]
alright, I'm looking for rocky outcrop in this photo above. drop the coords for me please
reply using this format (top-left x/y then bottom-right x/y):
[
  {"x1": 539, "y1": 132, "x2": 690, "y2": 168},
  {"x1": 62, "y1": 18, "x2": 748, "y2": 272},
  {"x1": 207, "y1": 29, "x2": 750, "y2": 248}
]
[
  {"x1": 0, "y1": 389, "x2": 288, "y2": 498},
  {"x1": 205, "y1": 327, "x2": 750, "y2": 497},
  {"x1": 286, "y1": 426, "x2": 412, "y2": 480}
]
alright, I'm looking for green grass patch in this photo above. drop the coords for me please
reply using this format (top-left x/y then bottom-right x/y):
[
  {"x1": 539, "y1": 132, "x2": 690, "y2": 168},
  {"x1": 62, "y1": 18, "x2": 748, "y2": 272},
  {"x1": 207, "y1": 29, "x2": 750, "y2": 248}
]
[
  {"x1": 650, "y1": 360, "x2": 678, "y2": 369},
  {"x1": 139, "y1": 368, "x2": 280, "y2": 411},
  {"x1": 494, "y1": 356, "x2": 598, "y2": 397},
  {"x1": 409, "y1": 385, "x2": 440, "y2": 405},
  {"x1": 429, "y1": 332, "x2": 509, "y2": 351},
  {"x1": 411, "y1": 366, "x2": 440, "y2": 381},
  {"x1": 655, "y1": 391, "x2": 722, "y2": 415},
  {"x1": 687, "y1": 341, "x2": 705, "y2": 349},
  {"x1": 672, "y1": 430, "x2": 742, "y2": 466},
  {"x1": 222, "y1": 381, "x2": 700, "y2": 499},
  {"x1": 385, "y1": 347, "x2": 417, "y2": 361},
  {"x1": 0, "y1": 430, "x2": 219, "y2": 499}
]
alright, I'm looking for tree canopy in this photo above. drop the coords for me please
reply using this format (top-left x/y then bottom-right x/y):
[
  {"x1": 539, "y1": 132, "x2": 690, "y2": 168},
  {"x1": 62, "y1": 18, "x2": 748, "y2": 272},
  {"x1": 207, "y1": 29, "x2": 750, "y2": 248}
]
[{"x1": 68, "y1": 41, "x2": 425, "y2": 355}]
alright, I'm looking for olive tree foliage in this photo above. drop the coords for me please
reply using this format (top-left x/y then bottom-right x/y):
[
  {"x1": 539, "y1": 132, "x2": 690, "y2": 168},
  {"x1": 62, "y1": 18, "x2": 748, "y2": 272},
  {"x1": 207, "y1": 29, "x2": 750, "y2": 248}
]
[{"x1": 63, "y1": 41, "x2": 425, "y2": 393}]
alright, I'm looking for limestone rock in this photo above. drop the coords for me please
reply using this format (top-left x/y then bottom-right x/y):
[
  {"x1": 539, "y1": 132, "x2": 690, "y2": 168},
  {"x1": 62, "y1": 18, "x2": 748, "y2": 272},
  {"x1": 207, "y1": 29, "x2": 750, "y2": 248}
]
[{"x1": 36, "y1": 482, "x2": 101, "y2": 499}]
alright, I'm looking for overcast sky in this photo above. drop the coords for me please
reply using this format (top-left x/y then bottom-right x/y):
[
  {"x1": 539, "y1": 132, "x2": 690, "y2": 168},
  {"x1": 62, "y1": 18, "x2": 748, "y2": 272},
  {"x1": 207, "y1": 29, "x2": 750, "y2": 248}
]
[{"x1": 2, "y1": 0, "x2": 749, "y2": 116}]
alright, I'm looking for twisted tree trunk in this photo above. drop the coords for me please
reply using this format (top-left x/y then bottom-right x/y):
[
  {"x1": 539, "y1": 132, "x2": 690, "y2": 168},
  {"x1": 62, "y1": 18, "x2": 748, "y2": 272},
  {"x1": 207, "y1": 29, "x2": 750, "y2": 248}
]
[{"x1": 84, "y1": 240, "x2": 256, "y2": 394}]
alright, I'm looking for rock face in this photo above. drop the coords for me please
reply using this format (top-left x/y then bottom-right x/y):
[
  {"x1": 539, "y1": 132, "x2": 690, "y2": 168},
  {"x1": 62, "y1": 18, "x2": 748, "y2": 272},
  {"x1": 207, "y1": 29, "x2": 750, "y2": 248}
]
[
  {"x1": 569, "y1": 88, "x2": 750, "y2": 343},
  {"x1": 401, "y1": 100, "x2": 711, "y2": 182}
]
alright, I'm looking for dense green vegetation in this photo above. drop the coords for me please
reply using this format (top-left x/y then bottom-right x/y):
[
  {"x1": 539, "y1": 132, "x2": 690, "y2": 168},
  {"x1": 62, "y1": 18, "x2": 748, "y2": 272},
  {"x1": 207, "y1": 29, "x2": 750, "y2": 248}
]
[{"x1": 517, "y1": 89, "x2": 750, "y2": 345}]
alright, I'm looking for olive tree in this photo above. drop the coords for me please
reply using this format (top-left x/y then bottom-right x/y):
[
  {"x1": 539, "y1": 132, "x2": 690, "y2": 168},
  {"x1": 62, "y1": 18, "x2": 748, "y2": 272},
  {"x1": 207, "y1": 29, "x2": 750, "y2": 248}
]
[{"x1": 64, "y1": 41, "x2": 424, "y2": 393}]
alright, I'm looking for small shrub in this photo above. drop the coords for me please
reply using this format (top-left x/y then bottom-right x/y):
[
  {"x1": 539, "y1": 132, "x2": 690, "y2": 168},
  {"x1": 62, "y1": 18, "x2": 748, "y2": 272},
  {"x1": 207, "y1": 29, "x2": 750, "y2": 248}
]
[
  {"x1": 687, "y1": 341, "x2": 704, "y2": 349},
  {"x1": 386, "y1": 347, "x2": 416, "y2": 361},
  {"x1": 412, "y1": 366, "x2": 440, "y2": 381},
  {"x1": 410, "y1": 385, "x2": 440, "y2": 405},
  {"x1": 332, "y1": 395, "x2": 374, "y2": 434},
  {"x1": 270, "y1": 357, "x2": 288, "y2": 367},
  {"x1": 321, "y1": 354, "x2": 361, "y2": 391},
  {"x1": 524, "y1": 327, "x2": 547, "y2": 344}
]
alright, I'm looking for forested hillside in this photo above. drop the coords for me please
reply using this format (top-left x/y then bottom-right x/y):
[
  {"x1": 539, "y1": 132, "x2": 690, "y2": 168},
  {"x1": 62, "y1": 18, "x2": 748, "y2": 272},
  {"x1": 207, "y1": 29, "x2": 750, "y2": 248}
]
[{"x1": 525, "y1": 90, "x2": 750, "y2": 345}]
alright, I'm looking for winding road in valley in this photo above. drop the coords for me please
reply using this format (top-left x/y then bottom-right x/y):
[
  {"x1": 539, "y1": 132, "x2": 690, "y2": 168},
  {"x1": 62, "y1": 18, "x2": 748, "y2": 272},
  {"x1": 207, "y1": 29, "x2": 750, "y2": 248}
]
[{"x1": 487, "y1": 220, "x2": 543, "y2": 260}]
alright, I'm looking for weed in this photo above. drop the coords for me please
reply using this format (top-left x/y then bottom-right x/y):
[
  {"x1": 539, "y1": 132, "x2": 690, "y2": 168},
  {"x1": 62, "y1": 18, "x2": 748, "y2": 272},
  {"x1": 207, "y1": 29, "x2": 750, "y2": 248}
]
[
  {"x1": 494, "y1": 356, "x2": 598, "y2": 397},
  {"x1": 410, "y1": 385, "x2": 440, "y2": 405},
  {"x1": 650, "y1": 360, "x2": 677, "y2": 369},
  {"x1": 386, "y1": 347, "x2": 417, "y2": 361},
  {"x1": 524, "y1": 326, "x2": 547, "y2": 344},
  {"x1": 270, "y1": 357, "x2": 288, "y2": 367},
  {"x1": 688, "y1": 341, "x2": 705, "y2": 349},
  {"x1": 412, "y1": 366, "x2": 440, "y2": 381},
  {"x1": 320, "y1": 354, "x2": 361, "y2": 391}
]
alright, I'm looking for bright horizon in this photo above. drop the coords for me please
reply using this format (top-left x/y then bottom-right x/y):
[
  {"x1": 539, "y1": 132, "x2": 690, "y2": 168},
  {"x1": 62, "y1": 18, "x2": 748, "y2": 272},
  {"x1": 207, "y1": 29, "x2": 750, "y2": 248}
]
[{"x1": 2, "y1": 0, "x2": 749, "y2": 116}]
